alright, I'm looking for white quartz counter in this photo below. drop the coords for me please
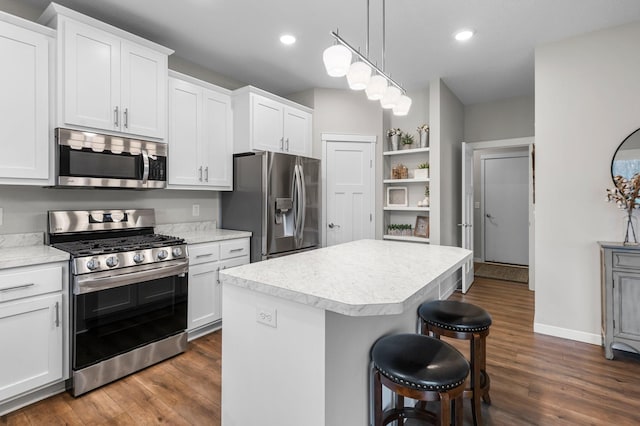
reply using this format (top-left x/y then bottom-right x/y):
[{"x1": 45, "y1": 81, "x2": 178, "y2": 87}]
[
  {"x1": 155, "y1": 222, "x2": 251, "y2": 245},
  {"x1": 220, "y1": 239, "x2": 472, "y2": 317},
  {"x1": 0, "y1": 233, "x2": 69, "y2": 269}
]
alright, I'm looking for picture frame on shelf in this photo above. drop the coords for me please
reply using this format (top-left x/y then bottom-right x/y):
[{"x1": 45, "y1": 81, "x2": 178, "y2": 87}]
[
  {"x1": 414, "y1": 216, "x2": 429, "y2": 238},
  {"x1": 386, "y1": 187, "x2": 408, "y2": 207}
]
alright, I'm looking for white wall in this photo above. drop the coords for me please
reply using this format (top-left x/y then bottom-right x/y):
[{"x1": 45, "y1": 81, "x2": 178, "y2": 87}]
[
  {"x1": 431, "y1": 79, "x2": 465, "y2": 247},
  {"x1": 534, "y1": 21, "x2": 640, "y2": 343},
  {"x1": 464, "y1": 96, "x2": 535, "y2": 143}
]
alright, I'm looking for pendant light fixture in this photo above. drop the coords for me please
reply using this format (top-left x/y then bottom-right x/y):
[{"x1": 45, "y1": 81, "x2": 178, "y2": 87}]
[{"x1": 323, "y1": 0, "x2": 411, "y2": 115}]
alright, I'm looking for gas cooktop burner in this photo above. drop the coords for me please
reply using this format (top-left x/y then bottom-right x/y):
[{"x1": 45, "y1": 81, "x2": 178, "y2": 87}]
[{"x1": 53, "y1": 234, "x2": 184, "y2": 257}]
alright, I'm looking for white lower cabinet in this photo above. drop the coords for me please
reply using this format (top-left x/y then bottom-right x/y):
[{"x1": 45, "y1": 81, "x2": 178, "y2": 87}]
[
  {"x1": 188, "y1": 238, "x2": 249, "y2": 339},
  {"x1": 0, "y1": 293, "x2": 63, "y2": 402},
  {"x1": 0, "y1": 262, "x2": 67, "y2": 407}
]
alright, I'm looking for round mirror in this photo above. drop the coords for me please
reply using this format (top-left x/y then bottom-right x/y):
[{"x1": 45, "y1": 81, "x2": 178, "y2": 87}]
[{"x1": 612, "y1": 128, "x2": 640, "y2": 183}]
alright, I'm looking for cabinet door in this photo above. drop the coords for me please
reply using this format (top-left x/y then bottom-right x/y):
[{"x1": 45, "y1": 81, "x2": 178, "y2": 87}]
[
  {"x1": 283, "y1": 106, "x2": 311, "y2": 156},
  {"x1": 62, "y1": 19, "x2": 120, "y2": 132},
  {"x1": 612, "y1": 271, "x2": 640, "y2": 341},
  {"x1": 202, "y1": 88, "x2": 233, "y2": 189},
  {"x1": 121, "y1": 41, "x2": 167, "y2": 139},
  {"x1": 0, "y1": 21, "x2": 49, "y2": 181},
  {"x1": 168, "y1": 77, "x2": 202, "y2": 186},
  {"x1": 217, "y1": 255, "x2": 250, "y2": 322},
  {"x1": 188, "y1": 262, "x2": 219, "y2": 331},
  {"x1": 251, "y1": 94, "x2": 284, "y2": 152},
  {"x1": 0, "y1": 293, "x2": 63, "y2": 401}
]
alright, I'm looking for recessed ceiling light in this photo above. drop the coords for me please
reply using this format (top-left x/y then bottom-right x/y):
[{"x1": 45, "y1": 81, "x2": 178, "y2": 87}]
[
  {"x1": 280, "y1": 34, "x2": 296, "y2": 45},
  {"x1": 454, "y1": 30, "x2": 474, "y2": 41}
]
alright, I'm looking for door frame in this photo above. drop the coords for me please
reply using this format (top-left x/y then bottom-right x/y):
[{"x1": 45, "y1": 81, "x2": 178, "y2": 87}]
[
  {"x1": 321, "y1": 133, "x2": 377, "y2": 248},
  {"x1": 464, "y1": 137, "x2": 535, "y2": 290},
  {"x1": 480, "y1": 151, "x2": 529, "y2": 266}
]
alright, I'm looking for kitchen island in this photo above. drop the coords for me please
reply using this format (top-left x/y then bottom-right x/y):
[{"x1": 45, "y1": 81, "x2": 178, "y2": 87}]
[{"x1": 219, "y1": 239, "x2": 472, "y2": 426}]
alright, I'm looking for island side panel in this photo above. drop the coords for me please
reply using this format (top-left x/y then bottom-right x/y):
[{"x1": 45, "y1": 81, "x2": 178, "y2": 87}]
[
  {"x1": 325, "y1": 284, "x2": 440, "y2": 425},
  {"x1": 221, "y1": 284, "x2": 326, "y2": 426}
]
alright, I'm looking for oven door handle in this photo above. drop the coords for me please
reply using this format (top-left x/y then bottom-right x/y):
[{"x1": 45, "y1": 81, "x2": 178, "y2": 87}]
[{"x1": 74, "y1": 260, "x2": 188, "y2": 295}]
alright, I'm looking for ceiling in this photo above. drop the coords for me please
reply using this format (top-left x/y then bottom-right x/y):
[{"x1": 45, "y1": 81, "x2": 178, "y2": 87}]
[{"x1": 20, "y1": 0, "x2": 640, "y2": 105}]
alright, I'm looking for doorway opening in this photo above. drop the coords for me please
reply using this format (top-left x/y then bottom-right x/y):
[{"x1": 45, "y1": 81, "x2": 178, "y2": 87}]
[{"x1": 462, "y1": 137, "x2": 535, "y2": 291}]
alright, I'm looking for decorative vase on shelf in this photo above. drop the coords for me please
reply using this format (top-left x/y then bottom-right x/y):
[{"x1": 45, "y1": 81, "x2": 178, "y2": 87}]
[
  {"x1": 420, "y1": 131, "x2": 429, "y2": 148},
  {"x1": 623, "y1": 212, "x2": 639, "y2": 245},
  {"x1": 389, "y1": 135, "x2": 399, "y2": 151}
]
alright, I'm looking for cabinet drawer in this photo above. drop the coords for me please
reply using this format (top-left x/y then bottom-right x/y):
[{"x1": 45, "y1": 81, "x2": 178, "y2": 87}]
[
  {"x1": 0, "y1": 265, "x2": 63, "y2": 303},
  {"x1": 612, "y1": 251, "x2": 640, "y2": 270},
  {"x1": 220, "y1": 239, "x2": 249, "y2": 260},
  {"x1": 189, "y1": 242, "x2": 220, "y2": 265}
]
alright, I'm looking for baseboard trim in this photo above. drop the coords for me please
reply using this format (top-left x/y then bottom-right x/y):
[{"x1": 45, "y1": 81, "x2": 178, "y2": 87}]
[
  {"x1": 0, "y1": 381, "x2": 66, "y2": 416},
  {"x1": 533, "y1": 322, "x2": 601, "y2": 345}
]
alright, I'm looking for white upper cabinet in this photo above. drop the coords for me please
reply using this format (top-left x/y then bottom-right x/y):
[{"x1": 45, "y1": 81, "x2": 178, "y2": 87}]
[
  {"x1": 168, "y1": 72, "x2": 233, "y2": 190},
  {"x1": 39, "y1": 3, "x2": 172, "y2": 140},
  {"x1": 233, "y1": 86, "x2": 313, "y2": 157},
  {"x1": 0, "y1": 14, "x2": 53, "y2": 185}
]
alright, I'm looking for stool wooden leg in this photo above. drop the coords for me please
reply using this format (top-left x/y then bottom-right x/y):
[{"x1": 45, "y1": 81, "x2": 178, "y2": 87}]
[
  {"x1": 395, "y1": 394, "x2": 405, "y2": 425},
  {"x1": 439, "y1": 391, "x2": 451, "y2": 426},
  {"x1": 454, "y1": 393, "x2": 464, "y2": 426},
  {"x1": 373, "y1": 370, "x2": 383, "y2": 426},
  {"x1": 479, "y1": 335, "x2": 491, "y2": 405},
  {"x1": 471, "y1": 333, "x2": 484, "y2": 426}
]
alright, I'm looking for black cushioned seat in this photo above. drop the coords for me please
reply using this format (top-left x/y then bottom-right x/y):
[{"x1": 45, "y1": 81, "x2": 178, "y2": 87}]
[
  {"x1": 372, "y1": 333, "x2": 469, "y2": 391},
  {"x1": 418, "y1": 300, "x2": 492, "y2": 332}
]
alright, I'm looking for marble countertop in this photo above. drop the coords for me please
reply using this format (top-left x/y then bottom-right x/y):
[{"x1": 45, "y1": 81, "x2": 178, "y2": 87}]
[
  {"x1": 0, "y1": 233, "x2": 69, "y2": 270},
  {"x1": 155, "y1": 222, "x2": 251, "y2": 244},
  {"x1": 220, "y1": 239, "x2": 472, "y2": 317}
]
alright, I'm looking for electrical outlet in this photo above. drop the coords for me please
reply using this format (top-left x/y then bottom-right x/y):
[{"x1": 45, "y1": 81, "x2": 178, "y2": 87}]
[
  {"x1": 256, "y1": 305, "x2": 277, "y2": 328},
  {"x1": 192, "y1": 204, "x2": 200, "y2": 217}
]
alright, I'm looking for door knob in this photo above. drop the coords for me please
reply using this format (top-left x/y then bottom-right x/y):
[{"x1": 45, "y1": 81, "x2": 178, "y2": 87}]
[
  {"x1": 328, "y1": 223, "x2": 340, "y2": 229},
  {"x1": 486, "y1": 213, "x2": 494, "y2": 219}
]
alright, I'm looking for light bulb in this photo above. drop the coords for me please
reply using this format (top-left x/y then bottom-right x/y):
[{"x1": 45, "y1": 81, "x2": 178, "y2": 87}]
[
  {"x1": 365, "y1": 75, "x2": 388, "y2": 100},
  {"x1": 346, "y1": 61, "x2": 372, "y2": 90},
  {"x1": 323, "y1": 45, "x2": 352, "y2": 77},
  {"x1": 392, "y1": 95, "x2": 412, "y2": 116},
  {"x1": 380, "y1": 86, "x2": 401, "y2": 109}
]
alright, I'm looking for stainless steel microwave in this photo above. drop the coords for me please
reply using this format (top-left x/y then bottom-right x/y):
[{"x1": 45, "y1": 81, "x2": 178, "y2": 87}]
[{"x1": 55, "y1": 128, "x2": 167, "y2": 189}]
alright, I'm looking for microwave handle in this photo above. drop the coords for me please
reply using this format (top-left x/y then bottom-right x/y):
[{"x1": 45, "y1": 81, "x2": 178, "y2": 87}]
[{"x1": 141, "y1": 150, "x2": 149, "y2": 184}]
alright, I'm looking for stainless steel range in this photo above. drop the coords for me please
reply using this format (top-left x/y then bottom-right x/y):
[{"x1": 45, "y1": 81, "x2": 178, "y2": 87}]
[{"x1": 48, "y1": 209, "x2": 188, "y2": 396}]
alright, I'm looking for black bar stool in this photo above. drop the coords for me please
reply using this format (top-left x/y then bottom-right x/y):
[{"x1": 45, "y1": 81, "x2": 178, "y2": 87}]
[
  {"x1": 418, "y1": 300, "x2": 492, "y2": 426},
  {"x1": 371, "y1": 333, "x2": 469, "y2": 426}
]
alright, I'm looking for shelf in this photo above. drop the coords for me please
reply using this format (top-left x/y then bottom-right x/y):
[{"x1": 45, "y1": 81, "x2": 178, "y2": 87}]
[
  {"x1": 383, "y1": 235, "x2": 430, "y2": 243},
  {"x1": 383, "y1": 147, "x2": 430, "y2": 156},
  {"x1": 383, "y1": 206, "x2": 430, "y2": 212},
  {"x1": 383, "y1": 178, "x2": 430, "y2": 184}
]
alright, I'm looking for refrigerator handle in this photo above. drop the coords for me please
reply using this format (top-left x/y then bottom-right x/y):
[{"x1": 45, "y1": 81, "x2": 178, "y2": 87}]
[
  {"x1": 298, "y1": 162, "x2": 307, "y2": 244},
  {"x1": 293, "y1": 164, "x2": 303, "y2": 243}
]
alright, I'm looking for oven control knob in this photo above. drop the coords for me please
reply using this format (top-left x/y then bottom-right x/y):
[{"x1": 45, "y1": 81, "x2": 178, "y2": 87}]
[
  {"x1": 172, "y1": 247, "x2": 183, "y2": 257},
  {"x1": 106, "y1": 256, "x2": 119, "y2": 268},
  {"x1": 157, "y1": 249, "x2": 168, "y2": 260},
  {"x1": 86, "y1": 258, "x2": 100, "y2": 271},
  {"x1": 133, "y1": 253, "x2": 145, "y2": 264}
]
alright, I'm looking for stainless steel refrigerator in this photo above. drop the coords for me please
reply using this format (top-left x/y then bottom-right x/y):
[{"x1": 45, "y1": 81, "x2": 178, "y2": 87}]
[{"x1": 221, "y1": 152, "x2": 320, "y2": 262}]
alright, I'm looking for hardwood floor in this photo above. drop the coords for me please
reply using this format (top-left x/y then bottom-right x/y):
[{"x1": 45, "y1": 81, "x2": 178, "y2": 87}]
[{"x1": 2, "y1": 277, "x2": 640, "y2": 425}]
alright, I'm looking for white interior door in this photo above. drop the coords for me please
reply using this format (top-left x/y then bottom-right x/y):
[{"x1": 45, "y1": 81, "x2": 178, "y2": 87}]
[
  {"x1": 461, "y1": 143, "x2": 475, "y2": 293},
  {"x1": 482, "y1": 154, "x2": 529, "y2": 265},
  {"x1": 324, "y1": 137, "x2": 375, "y2": 247}
]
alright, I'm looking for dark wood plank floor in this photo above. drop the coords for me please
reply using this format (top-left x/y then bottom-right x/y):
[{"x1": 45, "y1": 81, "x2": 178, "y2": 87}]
[{"x1": 2, "y1": 277, "x2": 640, "y2": 425}]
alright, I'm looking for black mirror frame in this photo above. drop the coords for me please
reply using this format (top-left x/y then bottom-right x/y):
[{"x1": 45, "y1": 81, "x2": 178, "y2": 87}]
[{"x1": 611, "y1": 127, "x2": 640, "y2": 185}]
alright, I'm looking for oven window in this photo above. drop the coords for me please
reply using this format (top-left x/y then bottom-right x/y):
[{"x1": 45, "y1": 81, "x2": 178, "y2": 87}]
[
  {"x1": 73, "y1": 275, "x2": 187, "y2": 370},
  {"x1": 60, "y1": 147, "x2": 141, "y2": 180}
]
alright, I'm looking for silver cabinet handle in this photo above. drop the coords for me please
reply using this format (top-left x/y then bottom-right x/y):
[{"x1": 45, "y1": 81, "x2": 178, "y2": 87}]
[
  {"x1": 285, "y1": 138, "x2": 290, "y2": 151},
  {"x1": 124, "y1": 108, "x2": 129, "y2": 129},
  {"x1": 114, "y1": 106, "x2": 119, "y2": 127},
  {"x1": 0, "y1": 283, "x2": 35, "y2": 292},
  {"x1": 229, "y1": 248, "x2": 243, "y2": 253},
  {"x1": 216, "y1": 266, "x2": 221, "y2": 284},
  {"x1": 198, "y1": 166, "x2": 203, "y2": 182},
  {"x1": 280, "y1": 137, "x2": 284, "y2": 150},
  {"x1": 196, "y1": 253, "x2": 214, "y2": 258},
  {"x1": 204, "y1": 166, "x2": 209, "y2": 182},
  {"x1": 55, "y1": 301, "x2": 60, "y2": 327}
]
